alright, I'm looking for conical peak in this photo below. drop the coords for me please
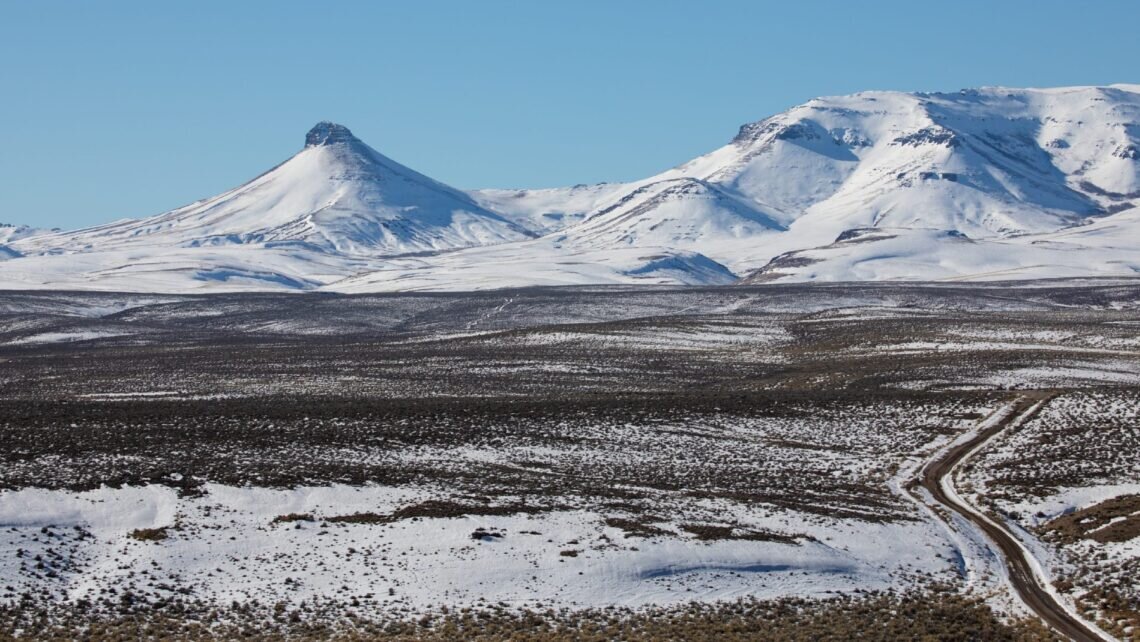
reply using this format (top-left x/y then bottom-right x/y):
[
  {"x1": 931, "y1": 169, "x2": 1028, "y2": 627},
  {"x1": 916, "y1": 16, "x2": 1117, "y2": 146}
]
[{"x1": 305, "y1": 122, "x2": 358, "y2": 147}]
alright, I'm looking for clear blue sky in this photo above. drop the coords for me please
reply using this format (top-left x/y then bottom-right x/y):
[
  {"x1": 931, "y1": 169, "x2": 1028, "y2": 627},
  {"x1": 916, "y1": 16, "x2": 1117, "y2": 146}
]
[{"x1": 2, "y1": 0, "x2": 1138, "y2": 229}]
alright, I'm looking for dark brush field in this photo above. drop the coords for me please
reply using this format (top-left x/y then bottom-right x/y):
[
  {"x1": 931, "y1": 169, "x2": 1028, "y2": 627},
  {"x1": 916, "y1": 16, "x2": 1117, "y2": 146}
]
[{"x1": 1, "y1": 281, "x2": 1138, "y2": 640}]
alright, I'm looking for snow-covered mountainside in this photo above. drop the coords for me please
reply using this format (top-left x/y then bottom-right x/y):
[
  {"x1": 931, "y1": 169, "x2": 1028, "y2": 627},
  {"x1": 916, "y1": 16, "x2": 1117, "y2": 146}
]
[
  {"x1": 742, "y1": 206, "x2": 1140, "y2": 284},
  {"x1": 2, "y1": 84, "x2": 1140, "y2": 292},
  {"x1": 542, "y1": 84, "x2": 1140, "y2": 275},
  {"x1": 0, "y1": 224, "x2": 53, "y2": 245},
  {"x1": 16, "y1": 123, "x2": 534, "y2": 257},
  {"x1": 336, "y1": 84, "x2": 1140, "y2": 290},
  {"x1": 0, "y1": 224, "x2": 54, "y2": 260},
  {"x1": 328, "y1": 240, "x2": 736, "y2": 293},
  {"x1": 469, "y1": 183, "x2": 630, "y2": 234}
]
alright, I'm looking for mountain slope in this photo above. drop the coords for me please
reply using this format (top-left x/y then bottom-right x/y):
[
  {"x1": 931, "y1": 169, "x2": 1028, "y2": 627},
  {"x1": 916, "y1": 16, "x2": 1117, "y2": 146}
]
[
  {"x1": 469, "y1": 183, "x2": 630, "y2": 234},
  {"x1": 3, "y1": 85, "x2": 1140, "y2": 292},
  {"x1": 16, "y1": 123, "x2": 535, "y2": 258},
  {"x1": 0, "y1": 224, "x2": 53, "y2": 245},
  {"x1": 553, "y1": 178, "x2": 785, "y2": 265},
  {"x1": 741, "y1": 207, "x2": 1140, "y2": 284},
  {"x1": 544, "y1": 84, "x2": 1140, "y2": 274},
  {"x1": 326, "y1": 238, "x2": 736, "y2": 293}
]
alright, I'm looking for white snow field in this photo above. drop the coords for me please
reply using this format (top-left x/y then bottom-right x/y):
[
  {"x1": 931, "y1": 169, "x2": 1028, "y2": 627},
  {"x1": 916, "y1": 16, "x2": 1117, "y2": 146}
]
[
  {"x1": 0, "y1": 482, "x2": 958, "y2": 614},
  {"x1": 2, "y1": 85, "x2": 1140, "y2": 292}
]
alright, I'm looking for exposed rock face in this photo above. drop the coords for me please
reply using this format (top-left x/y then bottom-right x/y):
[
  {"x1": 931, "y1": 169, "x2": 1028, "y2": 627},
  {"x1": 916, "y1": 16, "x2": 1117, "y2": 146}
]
[
  {"x1": 305, "y1": 122, "x2": 359, "y2": 147},
  {"x1": 891, "y1": 127, "x2": 960, "y2": 148}
]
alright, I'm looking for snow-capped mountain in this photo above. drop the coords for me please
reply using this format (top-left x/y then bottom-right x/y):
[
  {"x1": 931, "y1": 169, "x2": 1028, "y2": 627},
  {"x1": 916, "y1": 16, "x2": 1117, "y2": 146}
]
[
  {"x1": 449, "y1": 84, "x2": 1140, "y2": 283},
  {"x1": 17, "y1": 122, "x2": 534, "y2": 257},
  {"x1": 552, "y1": 178, "x2": 785, "y2": 264},
  {"x1": 3, "y1": 85, "x2": 1140, "y2": 292},
  {"x1": 531, "y1": 84, "x2": 1139, "y2": 276}
]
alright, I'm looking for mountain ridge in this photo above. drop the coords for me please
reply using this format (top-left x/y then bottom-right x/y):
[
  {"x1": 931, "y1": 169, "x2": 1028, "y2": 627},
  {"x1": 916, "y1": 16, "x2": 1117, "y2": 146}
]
[{"x1": 4, "y1": 84, "x2": 1140, "y2": 292}]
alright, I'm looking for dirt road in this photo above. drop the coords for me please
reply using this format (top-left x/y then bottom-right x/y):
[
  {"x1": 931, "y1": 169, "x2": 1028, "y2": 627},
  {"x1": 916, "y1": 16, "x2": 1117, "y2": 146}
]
[{"x1": 920, "y1": 393, "x2": 1113, "y2": 642}]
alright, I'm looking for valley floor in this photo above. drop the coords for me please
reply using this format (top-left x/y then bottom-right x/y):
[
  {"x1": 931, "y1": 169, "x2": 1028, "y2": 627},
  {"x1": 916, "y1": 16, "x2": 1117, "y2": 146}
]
[{"x1": 0, "y1": 281, "x2": 1137, "y2": 640}]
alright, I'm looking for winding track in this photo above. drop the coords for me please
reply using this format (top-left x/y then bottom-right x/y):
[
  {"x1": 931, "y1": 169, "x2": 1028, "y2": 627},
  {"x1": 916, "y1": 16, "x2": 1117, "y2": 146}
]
[{"x1": 920, "y1": 393, "x2": 1114, "y2": 642}]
